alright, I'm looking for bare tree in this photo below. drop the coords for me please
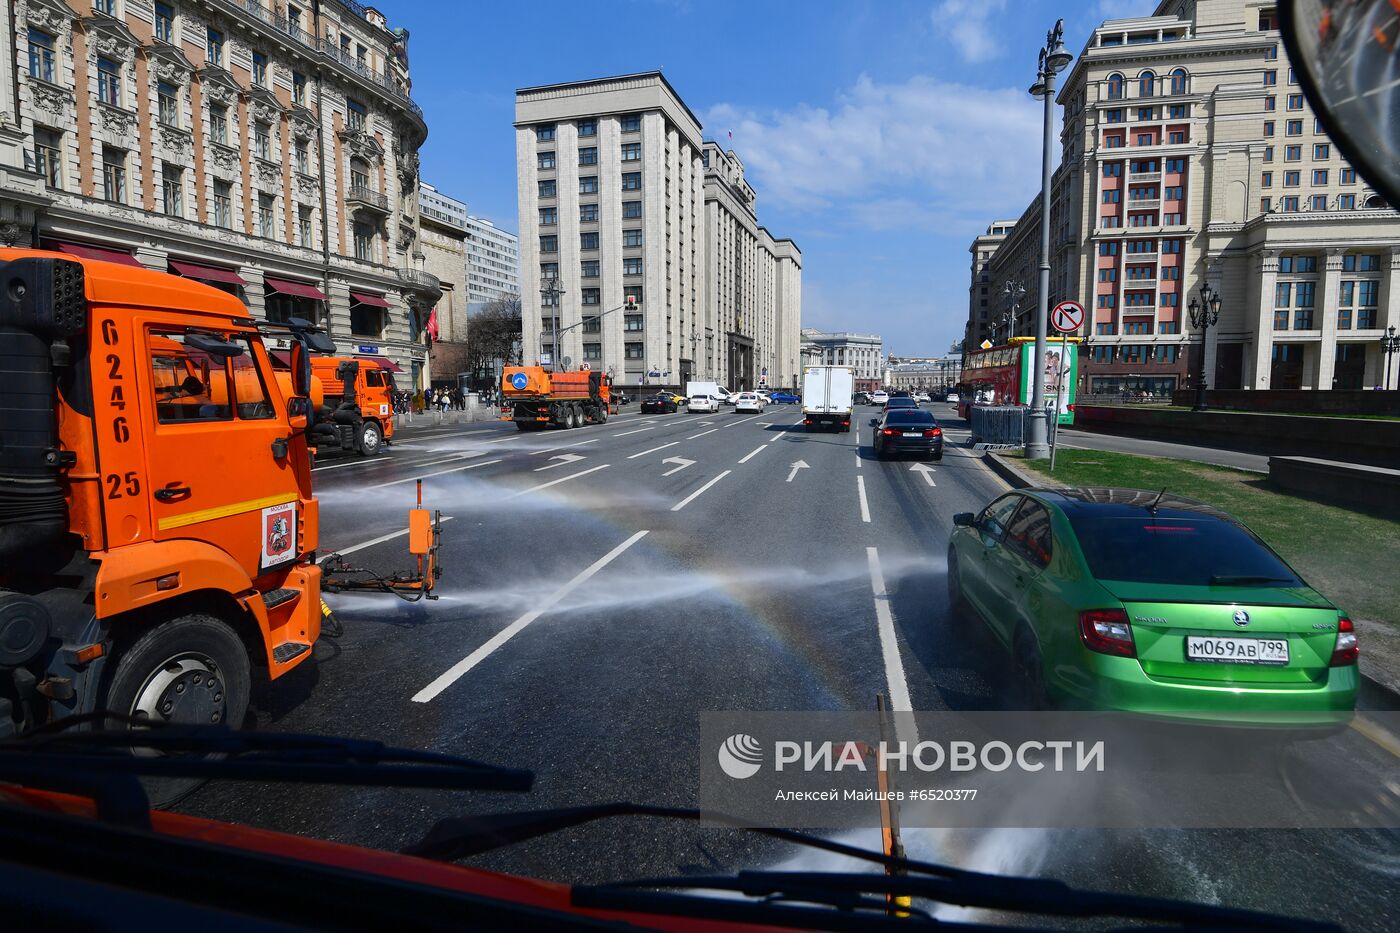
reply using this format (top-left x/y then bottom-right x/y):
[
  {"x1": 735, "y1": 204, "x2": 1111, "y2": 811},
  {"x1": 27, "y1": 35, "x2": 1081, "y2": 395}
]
[{"x1": 463, "y1": 296, "x2": 523, "y2": 389}]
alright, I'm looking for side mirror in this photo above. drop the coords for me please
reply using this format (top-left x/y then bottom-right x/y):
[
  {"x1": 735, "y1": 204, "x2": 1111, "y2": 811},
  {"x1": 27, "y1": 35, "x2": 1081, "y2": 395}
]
[
  {"x1": 869, "y1": 418, "x2": 879, "y2": 427},
  {"x1": 185, "y1": 332, "x2": 243, "y2": 358},
  {"x1": 953, "y1": 512, "x2": 976, "y2": 527},
  {"x1": 289, "y1": 341, "x2": 313, "y2": 398},
  {"x1": 287, "y1": 395, "x2": 309, "y2": 431}
]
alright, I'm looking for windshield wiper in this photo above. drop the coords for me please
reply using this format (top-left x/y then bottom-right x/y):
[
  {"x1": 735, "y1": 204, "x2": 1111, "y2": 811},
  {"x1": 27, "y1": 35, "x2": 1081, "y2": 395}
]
[
  {"x1": 1208, "y1": 574, "x2": 1297, "y2": 586},
  {"x1": 403, "y1": 802, "x2": 1339, "y2": 931}
]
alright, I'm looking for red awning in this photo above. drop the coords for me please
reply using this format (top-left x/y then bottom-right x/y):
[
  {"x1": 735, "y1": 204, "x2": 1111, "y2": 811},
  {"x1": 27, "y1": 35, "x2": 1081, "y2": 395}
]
[
  {"x1": 50, "y1": 242, "x2": 142, "y2": 267},
  {"x1": 357, "y1": 356, "x2": 404, "y2": 373},
  {"x1": 350, "y1": 290, "x2": 391, "y2": 308},
  {"x1": 265, "y1": 276, "x2": 327, "y2": 300},
  {"x1": 169, "y1": 259, "x2": 247, "y2": 286}
]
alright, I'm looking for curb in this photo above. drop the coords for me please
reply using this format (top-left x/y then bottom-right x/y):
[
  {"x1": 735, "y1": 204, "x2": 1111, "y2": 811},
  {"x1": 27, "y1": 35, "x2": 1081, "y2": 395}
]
[{"x1": 981, "y1": 454, "x2": 1400, "y2": 709}]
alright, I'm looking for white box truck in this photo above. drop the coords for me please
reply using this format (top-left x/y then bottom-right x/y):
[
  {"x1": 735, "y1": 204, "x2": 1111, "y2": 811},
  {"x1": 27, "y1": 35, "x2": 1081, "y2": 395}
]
[
  {"x1": 802, "y1": 366, "x2": 855, "y2": 432},
  {"x1": 685, "y1": 381, "x2": 733, "y2": 405}
]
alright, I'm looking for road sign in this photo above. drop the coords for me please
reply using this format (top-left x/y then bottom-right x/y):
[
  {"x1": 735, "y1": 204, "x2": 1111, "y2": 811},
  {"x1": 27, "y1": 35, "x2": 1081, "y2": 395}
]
[
  {"x1": 1051, "y1": 300, "x2": 1085, "y2": 334},
  {"x1": 510, "y1": 372, "x2": 529, "y2": 390},
  {"x1": 979, "y1": 339, "x2": 993, "y2": 349}
]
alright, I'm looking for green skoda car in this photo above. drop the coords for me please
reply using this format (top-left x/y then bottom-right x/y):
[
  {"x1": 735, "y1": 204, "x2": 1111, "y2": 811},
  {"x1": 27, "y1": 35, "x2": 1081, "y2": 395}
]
[{"x1": 947, "y1": 487, "x2": 1358, "y2": 723}]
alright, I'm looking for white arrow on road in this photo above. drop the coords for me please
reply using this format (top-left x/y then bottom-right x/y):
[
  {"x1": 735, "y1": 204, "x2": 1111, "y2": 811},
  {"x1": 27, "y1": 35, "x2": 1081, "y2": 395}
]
[
  {"x1": 661, "y1": 456, "x2": 695, "y2": 476},
  {"x1": 909, "y1": 462, "x2": 937, "y2": 486},
  {"x1": 786, "y1": 459, "x2": 810, "y2": 483},
  {"x1": 534, "y1": 453, "x2": 586, "y2": 472}
]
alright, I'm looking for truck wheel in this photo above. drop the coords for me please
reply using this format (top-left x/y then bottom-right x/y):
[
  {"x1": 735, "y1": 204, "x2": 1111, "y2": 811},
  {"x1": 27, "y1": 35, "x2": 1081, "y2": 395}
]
[
  {"x1": 596, "y1": 404, "x2": 608, "y2": 423},
  {"x1": 359, "y1": 420, "x2": 383, "y2": 456},
  {"x1": 571, "y1": 405, "x2": 583, "y2": 429},
  {"x1": 100, "y1": 613, "x2": 251, "y2": 808}
]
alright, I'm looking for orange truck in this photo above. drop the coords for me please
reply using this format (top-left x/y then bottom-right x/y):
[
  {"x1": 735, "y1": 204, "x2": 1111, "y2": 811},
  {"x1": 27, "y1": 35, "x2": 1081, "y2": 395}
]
[
  {"x1": 500, "y1": 366, "x2": 612, "y2": 430},
  {"x1": 306, "y1": 356, "x2": 395, "y2": 456},
  {"x1": 0, "y1": 249, "x2": 437, "y2": 802}
]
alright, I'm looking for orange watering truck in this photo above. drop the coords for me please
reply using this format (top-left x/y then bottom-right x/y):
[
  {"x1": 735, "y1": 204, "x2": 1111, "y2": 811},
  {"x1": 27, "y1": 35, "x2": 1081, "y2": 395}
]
[{"x1": 500, "y1": 366, "x2": 612, "y2": 430}]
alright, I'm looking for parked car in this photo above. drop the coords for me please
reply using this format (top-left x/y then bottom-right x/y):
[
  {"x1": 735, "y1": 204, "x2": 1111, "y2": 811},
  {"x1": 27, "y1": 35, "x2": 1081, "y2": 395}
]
[
  {"x1": 870, "y1": 390, "x2": 890, "y2": 405},
  {"x1": 641, "y1": 393, "x2": 678, "y2": 414},
  {"x1": 947, "y1": 488, "x2": 1358, "y2": 721},
  {"x1": 769, "y1": 390, "x2": 800, "y2": 404},
  {"x1": 734, "y1": 392, "x2": 765, "y2": 414},
  {"x1": 870, "y1": 408, "x2": 942, "y2": 460},
  {"x1": 688, "y1": 394, "x2": 722, "y2": 413}
]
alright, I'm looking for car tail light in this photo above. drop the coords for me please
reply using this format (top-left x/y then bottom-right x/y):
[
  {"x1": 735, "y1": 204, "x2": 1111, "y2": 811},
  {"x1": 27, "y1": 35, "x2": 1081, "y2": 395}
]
[
  {"x1": 842, "y1": 420, "x2": 850, "y2": 426},
  {"x1": 923, "y1": 427, "x2": 941, "y2": 438},
  {"x1": 881, "y1": 428, "x2": 897, "y2": 436},
  {"x1": 1329, "y1": 616, "x2": 1358, "y2": 667},
  {"x1": 804, "y1": 418, "x2": 813, "y2": 425},
  {"x1": 1067, "y1": 404, "x2": 1076, "y2": 412},
  {"x1": 1079, "y1": 609, "x2": 1135, "y2": 658}
]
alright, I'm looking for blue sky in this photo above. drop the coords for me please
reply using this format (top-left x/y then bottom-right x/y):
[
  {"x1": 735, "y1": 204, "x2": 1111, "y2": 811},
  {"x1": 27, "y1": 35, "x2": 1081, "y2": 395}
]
[{"x1": 401, "y1": 0, "x2": 1157, "y2": 355}]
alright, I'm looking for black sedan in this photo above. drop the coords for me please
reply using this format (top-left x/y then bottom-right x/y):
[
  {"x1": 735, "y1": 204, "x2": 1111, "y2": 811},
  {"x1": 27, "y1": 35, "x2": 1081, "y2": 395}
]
[
  {"x1": 871, "y1": 409, "x2": 943, "y2": 460},
  {"x1": 640, "y1": 393, "x2": 678, "y2": 414}
]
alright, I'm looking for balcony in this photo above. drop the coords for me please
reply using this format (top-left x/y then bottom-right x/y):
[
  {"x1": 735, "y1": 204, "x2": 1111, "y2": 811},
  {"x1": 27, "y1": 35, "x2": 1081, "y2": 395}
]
[
  {"x1": 1121, "y1": 306, "x2": 1157, "y2": 315},
  {"x1": 1129, "y1": 171, "x2": 1162, "y2": 182},
  {"x1": 346, "y1": 184, "x2": 389, "y2": 213},
  {"x1": 397, "y1": 267, "x2": 442, "y2": 305},
  {"x1": 1127, "y1": 198, "x2": 1160, "y2": 210}
]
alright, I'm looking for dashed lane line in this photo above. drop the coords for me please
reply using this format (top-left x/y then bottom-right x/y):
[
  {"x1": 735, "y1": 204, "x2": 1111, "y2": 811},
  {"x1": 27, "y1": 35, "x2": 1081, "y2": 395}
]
[
  {"x1": 628, "y1": 442, "x2": 680, "y2": 460},
  {"x1": 737, "y1": 444, "x2": 768, "y2": 464},
  {"x1": 367, "y1": 458, "x2": 502, "y2": 489},
  {"x1": 867, "y1": 545, "x2": 918, "y2": 744},
  {"x1": 506, "y1": 463, "x2": 611, "y2": 499},
  {"x1": 687, "y1": 428, "x2": 719, "y2": 440},
  {"x1": 856, "y1": 475, "x2": 872, "y2": 523},
  {"x1": 671, "y1": 470, "x2": 731, "y2": 512}
]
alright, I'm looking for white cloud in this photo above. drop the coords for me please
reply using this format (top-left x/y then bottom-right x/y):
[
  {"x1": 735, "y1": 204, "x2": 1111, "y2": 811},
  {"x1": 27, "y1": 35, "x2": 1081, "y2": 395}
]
[
  {"x1": 931, "y1": 0, "x2": 1009, "y2": 64},
  {"x1": 706, "y1": 73, "x2": 1044, "y2": 233}
]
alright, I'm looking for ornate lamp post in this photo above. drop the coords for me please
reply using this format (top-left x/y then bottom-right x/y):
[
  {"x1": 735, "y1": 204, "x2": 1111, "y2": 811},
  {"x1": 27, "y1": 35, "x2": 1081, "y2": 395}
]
[
  {"x1": 1187, "y1": 281, "x2": 1222, "y2": 412},
  {"x1": 1001, "y1": 279, "x2": 1026, "y2": 344},
  {"x1": 1381, "y1": 325, "x2": 1400, "y2": 390},
  {"x1": 540, "y1": 276, "x2": 564, "y2": 371}
]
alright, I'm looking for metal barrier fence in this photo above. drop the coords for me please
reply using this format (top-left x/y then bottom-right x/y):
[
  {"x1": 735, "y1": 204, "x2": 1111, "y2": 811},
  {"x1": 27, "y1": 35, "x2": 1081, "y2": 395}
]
[{"x1": 969, "y1": 405, "x2": 1026, "y2": 447}]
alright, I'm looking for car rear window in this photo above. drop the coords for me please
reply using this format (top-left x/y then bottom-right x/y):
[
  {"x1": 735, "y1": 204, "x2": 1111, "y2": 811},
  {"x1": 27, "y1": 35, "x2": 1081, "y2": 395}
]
[
  {"x1": 885, "y1": 398, "x2": 917, "y2": 407},
  {"x1": 885, "y1": 411, "x2": 934, "y2": 424},
  {"x1": 1065, "y1": 512, "x2": 1303, "y2": 587}
]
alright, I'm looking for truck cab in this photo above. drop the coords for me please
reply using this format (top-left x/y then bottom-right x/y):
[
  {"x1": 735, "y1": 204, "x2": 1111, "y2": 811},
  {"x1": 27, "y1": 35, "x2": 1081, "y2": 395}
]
[{"x1": 307, "y1": 356, "x2": 395, "y2": 456}]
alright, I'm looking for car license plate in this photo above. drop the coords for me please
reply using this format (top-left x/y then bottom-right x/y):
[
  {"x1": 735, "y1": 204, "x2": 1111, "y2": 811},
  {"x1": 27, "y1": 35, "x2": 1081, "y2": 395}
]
[
  {"x1": 1185, "y1": 636, "x2": 1289, "y2": 665},
  {"x1": 903, "y1": 431, "x2": 923, "y2": 437}
]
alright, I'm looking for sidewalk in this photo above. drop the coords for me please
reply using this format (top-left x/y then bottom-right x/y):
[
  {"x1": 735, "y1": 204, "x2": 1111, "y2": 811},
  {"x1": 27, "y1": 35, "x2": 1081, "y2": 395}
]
[{"x1": 1053, "y1": 428, "x2": 1269, "y2": 472}]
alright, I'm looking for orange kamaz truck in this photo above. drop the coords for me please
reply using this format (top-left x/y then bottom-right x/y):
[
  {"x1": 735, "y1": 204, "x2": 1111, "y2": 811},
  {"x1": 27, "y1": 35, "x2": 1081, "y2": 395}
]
[
  {"x1": 0, "y1": 250, "x2": 438, "y2": 804},
  {"x1": 307, "y1": 355, "x2": 396, "y2": 456},
  {"x1": 501, "y1": 366, "x2": 612, "y2": 430}
]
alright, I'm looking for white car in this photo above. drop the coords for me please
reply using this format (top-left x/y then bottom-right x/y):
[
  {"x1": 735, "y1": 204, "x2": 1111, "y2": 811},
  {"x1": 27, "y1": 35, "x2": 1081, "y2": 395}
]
[
  {"x1": 734, "y1": 392, "x2": 764, "y2": 413},
  {"x1": 945, "y1": 392, "x2": 961, "y2": 403},
  {"x1": 688, "y1": 394, "x2": 721, "y2": 413},
  {"x1": 914, "y1": 392, "x2": 931, "y2": 403},
  {"x1": 870, "y1": 390, "x2": 890, "y2": 405}
]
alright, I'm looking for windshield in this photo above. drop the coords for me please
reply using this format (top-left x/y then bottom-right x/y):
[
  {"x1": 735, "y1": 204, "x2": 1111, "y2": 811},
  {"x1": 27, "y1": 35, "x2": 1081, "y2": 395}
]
[{"x1": 11, "y1": 3, "x2": 1400, "y2": 931}]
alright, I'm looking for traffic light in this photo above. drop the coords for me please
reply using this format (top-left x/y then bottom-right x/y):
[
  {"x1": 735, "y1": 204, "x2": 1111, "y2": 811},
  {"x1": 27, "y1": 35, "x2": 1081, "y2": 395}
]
[{"x1": 624, "y1": 295, "x2": 638, "y2": 311}]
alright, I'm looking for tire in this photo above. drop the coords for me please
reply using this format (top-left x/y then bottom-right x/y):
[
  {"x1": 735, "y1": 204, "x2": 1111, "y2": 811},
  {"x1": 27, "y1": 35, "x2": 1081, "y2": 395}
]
[
  {"x1": 934, "y1": 451, "x2": 943, "y2": 461},
  {"x1": 359, "y1": 420, "x2": 383, "y2": 456},
  {"x1": 571, "y1": 405, "x2": 583, "y2": 429},
  {"x1": 1013, "y1": 626, "x2": 1050, "y2": 711},
  {"x1": 99, "y1": 613, "x2": 251, "y2": 808},
  {"x1": 597, "y1": 404, "x2": 608, "y2": 424}
]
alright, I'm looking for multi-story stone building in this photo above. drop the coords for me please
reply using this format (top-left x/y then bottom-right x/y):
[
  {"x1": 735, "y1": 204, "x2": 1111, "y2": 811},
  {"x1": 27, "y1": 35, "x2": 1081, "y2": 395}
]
[
  {"x1": 885, "y1": 355, "x2": 962, "y2": 393},
  {"x1": 974, "y1": 0, "x2": 1400, "y2": 394},
  {"x1": 800, "y1": 329, "x2": 883, "y2": 391},
  {"x1": 0, "y1": 0, "x2": 436, "y2": 386},
  {"x1": 419, "y1": 181, "x2": 466, "y2": 386},
  {"x1": 966, "y1": 220, "x2": 1015, "y2": 349},
  {"x1": 463, "y1": 212, "x2": 518, "y2": 309},
  {"x1": 514, "y1": 71, "x2": 800, "y2": 392}
]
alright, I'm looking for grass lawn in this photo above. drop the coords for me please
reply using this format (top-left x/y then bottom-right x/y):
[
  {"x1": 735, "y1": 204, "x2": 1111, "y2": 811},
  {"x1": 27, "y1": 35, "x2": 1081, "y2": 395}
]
[{"x1": 1012, "y1": 449, "x2": 1400, "y2": 634}]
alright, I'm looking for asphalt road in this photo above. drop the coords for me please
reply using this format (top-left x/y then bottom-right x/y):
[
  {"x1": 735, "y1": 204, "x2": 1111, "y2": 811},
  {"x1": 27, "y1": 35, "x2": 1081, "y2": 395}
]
[{"x1": 180, "y1": 402, "x2": 1400, "y2": 930}]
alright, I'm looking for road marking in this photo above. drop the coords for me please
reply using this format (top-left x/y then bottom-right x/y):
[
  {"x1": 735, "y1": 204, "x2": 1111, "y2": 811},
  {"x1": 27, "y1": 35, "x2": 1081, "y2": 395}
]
[
  {"x1": 697, "y1": 420, "x2": 714, "y2": 425},
  {"x1": 866, "y1": 546, "x2": 918, "y2": 744},
  {"x1": 724, "y1": 414, "x2": 765, "y2": 428},
  {"x1": 1351, "y1": 715, "x2": 1400, "y2": 760},
  {"x1": 627, "y1": 441, "x2": 679, "y2": 460},
  {"x1": 507, "y1": 463, "x2": 610, "y2": 498},
  {"x1": 856, "y1": 475, "x2": 871, "y2": 522},
  {"x1": 313, "y1": 452, "x2": 477, "y2": 474},
  {"x1": 368, "y1": 459, "x2": 500, "y2": 489},
  {"x1": 412, "y1": 530, "x2": 650, "y2": 703},
  {"x1": 856, "y1": 451, "x2": 862, "y2": 469},
  {"x1": 312, "y1": 454, "x2": 400, "y2": 473},
  {"x1": 671, "y1": 470, "x2": 731, "y2": 512},
  {"x1": 534, "y1": 453, "x2": 587, "y2": 472},
  {"x1": 529, "y1": 438, "x2": 599, "y2": 456},
  {"x1": 688, "y1": 428, "x2": 718, "y2": 440},
  {"x1": 909, "y1": 462, "x2": 937, "y2": 486},
  {"x1": 738, "y1": 444, "x2": 768, "y2": 464},
  {"x1": 613, "y1": 426, "x2": 655, "y2": 437},
  {"x1": 323, "y1": 516, "x2": 457, "y2": 561},
  {"x1": 786, "y1": 459, "x2": 810, "y2": 483},
  {"x1": 661, "y1": 456, "x2": 695, "y2": 476}
]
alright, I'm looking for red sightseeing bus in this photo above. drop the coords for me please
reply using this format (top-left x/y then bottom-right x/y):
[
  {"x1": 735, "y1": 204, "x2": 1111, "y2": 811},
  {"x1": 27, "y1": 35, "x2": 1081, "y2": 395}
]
[{"x1": 958, "y1": 336, "x2": 1080, "y2": 426}]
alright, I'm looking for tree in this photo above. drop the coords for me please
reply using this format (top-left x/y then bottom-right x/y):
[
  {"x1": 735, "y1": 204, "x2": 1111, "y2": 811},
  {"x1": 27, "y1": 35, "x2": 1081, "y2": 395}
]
[{"x1": 463, "y1": 296, "x2": 523, "y2": 391}]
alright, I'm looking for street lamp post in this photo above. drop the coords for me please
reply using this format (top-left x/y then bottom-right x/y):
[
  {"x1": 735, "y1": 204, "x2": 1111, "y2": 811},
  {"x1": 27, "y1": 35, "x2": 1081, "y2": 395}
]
[
  {"x1": 1025, "y1": 19, "x2": 1072, "y2": 459},
  {"x1": 1187, "y1": 281, "x2": 1222, "y2": 412},
  {"x1": 540, "y1": 277, "x2": 564, "y2": 371},
  {"x1": 1377, "y1": 325, "x2": 1400, "y2": 386},
  {"x1": 1001, "y1": 279, "x2": 1025, "y2": 344}
]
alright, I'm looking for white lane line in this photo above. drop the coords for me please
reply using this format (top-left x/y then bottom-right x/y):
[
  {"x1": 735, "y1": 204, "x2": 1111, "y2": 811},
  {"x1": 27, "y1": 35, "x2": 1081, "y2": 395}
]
[
  {"x1": 413, "y1": 530, "x2": 650, "y2": 703},
  {"x1": 506, "y1": 463, "x2": 610, "y2": 498},
  {"x1": 723, "y1": 414, "x2": 765, "y2": 428},
  {"x1": 671, "y1": 470, "x2": 731, "y2": 512},
  {"x1": 687, "y1": 428, "x2": 718, "y2": 440},
  {"x1": 613, "y1": 426, "x2": 655, "y2": 437},
  {"x1": 856, "y1": 450, "x2": 862, "y2": 469},
  {"x1": 368, "y1": 459, "x2": 501, "y2": 489},
  {"x1": 312, "y1": 451, "x2": 474, "y2": 474},
  {"x1": 627, "y1": 441, "x2": 679, "y2": 460},
  {"x1": 856, "y1": 475, "x2": 871, "y2": 523},
  {"x1": 322, "y1": 516, "x2": 457, "y2": 561},
  {"x1": 738, "y1": 444, "x2": 768, "y2": 464},
  {"x1": 867, "y1": 546, "x2": 917, "y2": 744},
  {"x1": 528, "y1": 438, "x2": 600, "y2": 456}
]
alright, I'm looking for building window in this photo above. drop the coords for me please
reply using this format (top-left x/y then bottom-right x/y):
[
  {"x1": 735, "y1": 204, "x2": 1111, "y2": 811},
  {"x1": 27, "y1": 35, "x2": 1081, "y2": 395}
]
[
  {"x1": 1138, "y1": 71, "x2": 1155, "y2": 97},
  {"x1": 623, "y1": 200, "x2": 642, "y2": 219},
  {"x1": 1265, "y1": 44, "x2": 1278, "y2": 60},
  {"x1": 28, "y1": 29, "x2": 55, "y2": 82},
  {"x1": 93, "y1": 0, "x2": 115, "y2": 14},
  {"x1": 154, "y1": 80, "x2": 178, "y2": 127},
  {"x1": 623, "y1": 257, "x2": 643, "y2": 275},
  {"x1": 621, "y1": 172, "x2": 641, "y2": 190},
  {"x1": 1340, "y1": 167, "x2": 1356, "y2": 184},
  {"x1": 1338, "y1": 194, "x2": 1356, "y2": 209},
  {"x1": 1311, "y1": 170, "x2": 1330, "y2": 187},
  {"x1": 294, "y1": 139, "x2": 310, "y2": 174},
  {"x1": 624, "y1": 342, "x2": 644, "y2": 360},
  {"x1": 1259, "y1": 9, "x2": 1278, "y2": 30},
  {"x1": 101, "y1": 146, "x2": 125, "y2": 203},
  {"x1": 1167, "y1": 131, "x2": 1186, "y2": 144},
  {"x1": 1161, "y1": 265, "x2": 1180, "y2": 280},
  {"x1": 538, "y1": 207, "x2": 557, "y2": 226},
  {"x1": 1104, "y1": 134, "x2": 1124, "y2": 148},
  {"x1": 581, "y1": 288, "x2": 600, "y2": 306},
  {"x1": 1136, "y1": 132, "x2": 1155, "y2": 145},
  {"x1": 620, "y1": 113, "x2": 641, "y2": 132},
  {"x1": 97, "y1": 57, "x2": 121, "y2": 106},
  {"x1": 1107, "y1": 73, "x2": 1124, "y2": 100},
  {"x1": 207, "y1": 28, "x2": 224, "y2": 66},
  {"x1": 1263, "y1": 96, "x2": 1275, "y2": 111},
  {"x1": 1102, "y1": 190, "x2": 1120, "y2": 203},
  {"x1": 579, "y1": 203, "x2": 597, "y2": 222},
  {"x1": 1286, "y1": 93, "x2": 1303, "y2": 110},
  {"x1": 1263, "y1": 121, "x2": 1274, "y2": 136},
  {"x1": 210, "y1": 105, "x2": 227, "y2": 144},
  {"x1": 1281, "y1": 196, "x2": 1299, "y2": 211},
  {"x1": 538, "y1": 179, "x2": 556, "y2": 198},
  {"x1": 1137, "y1": 106, "x2": 1154, "y2": 121},
  {"x1": 252, "y1": 51, "x2": 268, "y2": 86},
  {"x1": 582, "y1": 318, "x2": 600, "y2": 334},
  {"x1": 579, "y1": 176, "x2": 598, "y2": 194},
  {"x1": 539, "y1": 235, "x2": 558, "y2": 253},
  {"x1": 535, "y1": 124, "x2": 555, "y2": 142},
  {"x1": 213, "y1": 180, "x2": 232, "y2": 228},
  {"x1": 1105, "y1": 109, "x2": 1124, "y2": 123},
  {"x1": 578, "y1": 119, "x2": 597, "y2": 137},
  {"x1": 623, "y1": 314, "x2": 644, "y2": 332},
  {"x1": 353, "y1": 221, "x2": 374, "y2": 261},
  {"x1": 537, "y1": 151, "x2": 555, "y2": 170},
  {"x1": 582, "y1": 343, "x2": 602, "y2": 361},
  {"x1": 161, "y1": 163, "x2": 182, "y2": 216},
  {"x1": 621, "y1": 142, "x2": 641, "y2": 161},
  {"x1": 258, "y1": 193, "x2": 275, "y2": 238},
  {"x1": 1096, "y1": 295, "x2": 1116, "y2": 308},
  {"x1": 623, "y1": 285, "x2": 643, "y2": 306},
  {"x1": 1165, "y1": 185, "x2": 1184, "y2": 199},
  {"x1": 34, "y1": 127, "x2": 61, "y2": 188},
  {"x1": 1261, "y1": 197, "x2": 1272, "y2": 212},
  {"x1": 580, "y1": 260, "x2": 599, "y2": 278},
  {"x1": 1099, "y1": 268, "x2": 1117, "y2": 282},
  {"x1": 1169, "y1": 68, "x2": 1187, "y2": 94},
  {"x1": 622, "y1": 228, "x2": 643, "y2": 247},
  {"x1": 351, "y1": 304, "x2": 383, "y2": 338},
  {"x1": 1263, "y1": 146, "x2": 1274, "y2": 162},
  {"x1": 254, "y1": 122, "x2": 271, "y2": 159},
  {"x1": 297, "y1": 206, "x2": 314, "y2": 247},
  {"x1": 1261, "y1": 171, "x2": 1273, "y2": 188},
  {"x1": 293, "y1": 71, "x2": 307, "y2": 105},
  {"x1": 347, "y1": 98, "x2": 367, "y2": 130},
  {"x1": 1102, "y1": 162, "x2": 1122, "y2": 176},
  {"x1": 1285, "y1": 119, "x2": 1302, "y2": 135},
  {"x1": 154, "y1": 2, "x2": 175, "y2": 42},
  {"x1": 580, "y1": 231, "x2": 599, "y2": 250},
  {"x1": 1313, "y1": 143, "x2": 1330, "y2": 160},
  {"x1": 1283, "y1": 170, "x2": 1299, "y2": 187},
  {"x1": 1285, "y1": 144, "x2": 1301, "y2": 161},
  {"x1": 540, "y1": 262, "x2": 558, "y2": 281},
  {"x1": 1263, "y1": 69, "x2": 1277, "y2": 86},
  {"x1": 1098, "y1": 242, "x2": 1118, "y2": 255}
]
